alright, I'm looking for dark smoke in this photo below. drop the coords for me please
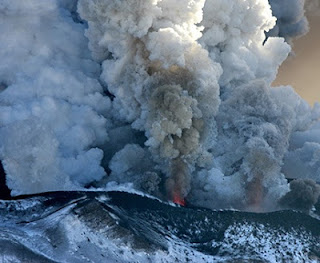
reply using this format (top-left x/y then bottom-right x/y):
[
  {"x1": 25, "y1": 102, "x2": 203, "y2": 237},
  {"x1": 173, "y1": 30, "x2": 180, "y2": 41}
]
[
  {"x1": 267, "y1": 0, "x2": 309, "y2": 44},
  {"x1": 0, "y1": 161, "x2": 11, "y2": 199},
  {"x1": 166, "y1": 158, "x2": 190, "y2": 201},
  {"x1": 279, "y1": 178, "x2": 320, "y2": 212}
]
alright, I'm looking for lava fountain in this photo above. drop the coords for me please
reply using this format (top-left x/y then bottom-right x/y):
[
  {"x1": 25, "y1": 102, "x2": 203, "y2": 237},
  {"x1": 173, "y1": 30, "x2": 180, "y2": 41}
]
[{"x1": 166, "y1": 158, "x2": 190, "y2": 206}]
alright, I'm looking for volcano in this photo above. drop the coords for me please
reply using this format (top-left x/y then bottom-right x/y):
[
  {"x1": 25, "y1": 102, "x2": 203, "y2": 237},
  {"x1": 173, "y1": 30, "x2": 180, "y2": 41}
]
[{"x1": 0, "y1": 191, "x2": 320, "y2": 262}]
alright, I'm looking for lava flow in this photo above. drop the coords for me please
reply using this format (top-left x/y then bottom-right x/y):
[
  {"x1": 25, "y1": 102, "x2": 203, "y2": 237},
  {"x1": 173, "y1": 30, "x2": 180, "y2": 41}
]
[{"x1": 173, "y1": 192, "x2": 186, "y2": 206}]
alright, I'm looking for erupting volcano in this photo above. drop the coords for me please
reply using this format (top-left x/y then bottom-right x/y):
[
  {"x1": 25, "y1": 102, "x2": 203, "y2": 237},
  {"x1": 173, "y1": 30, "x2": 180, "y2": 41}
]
[{"x1": 1, "y1": 0, "x2": 320, "y2": 262}]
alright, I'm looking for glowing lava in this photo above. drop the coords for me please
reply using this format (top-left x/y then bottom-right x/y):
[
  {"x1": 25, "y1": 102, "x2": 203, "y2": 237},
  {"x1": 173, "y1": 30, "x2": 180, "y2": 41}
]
[{"x1": 173, "y1": 192, "x2": 186, "y2": 206}]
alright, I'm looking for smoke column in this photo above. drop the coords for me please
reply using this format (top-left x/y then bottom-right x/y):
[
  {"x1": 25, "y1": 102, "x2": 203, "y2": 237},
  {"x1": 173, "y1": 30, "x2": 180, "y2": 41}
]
[
  {"x1": 78, "y1": 0, "x2": 221, "y2": 202},
  {"x1": 1, "y1": 0, "x2": 320, "y2": 211}
]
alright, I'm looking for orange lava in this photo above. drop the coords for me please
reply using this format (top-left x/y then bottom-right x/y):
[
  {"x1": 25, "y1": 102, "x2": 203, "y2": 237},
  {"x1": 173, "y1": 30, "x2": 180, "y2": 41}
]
[{"x1": 173, "y1": 192, "x2": 186, "y2": 206}]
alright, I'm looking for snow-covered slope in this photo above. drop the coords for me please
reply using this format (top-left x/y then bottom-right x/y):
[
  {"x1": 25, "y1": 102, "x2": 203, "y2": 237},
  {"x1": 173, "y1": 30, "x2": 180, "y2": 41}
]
[{"x1": 0, "y1": 191, "x2": 319, "y2": 262}]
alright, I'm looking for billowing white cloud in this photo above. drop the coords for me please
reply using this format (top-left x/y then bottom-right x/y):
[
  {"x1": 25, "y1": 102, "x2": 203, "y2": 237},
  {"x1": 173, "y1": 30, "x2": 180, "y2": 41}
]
[{"x1": 0, "y1": 0, "x2": 111, "y2": 195}]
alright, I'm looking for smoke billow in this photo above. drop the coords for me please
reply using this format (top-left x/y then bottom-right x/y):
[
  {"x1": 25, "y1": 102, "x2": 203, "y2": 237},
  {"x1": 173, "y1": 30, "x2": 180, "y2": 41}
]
[
  {"x1": 267, "y1": 0, "x2": 309, "y2": 44},
  {"x1": 0, "y1": 0, "x2": 111, "y2": 195},
  {"x1": 78, "y1": 0, "x2": 221, "y2": 201},
  {"x1": 279, "y1": 179, "x2": 320, "y2": 212},
  {"x1": 1, "y1": 0, "x2": 320, "y2": 212}
]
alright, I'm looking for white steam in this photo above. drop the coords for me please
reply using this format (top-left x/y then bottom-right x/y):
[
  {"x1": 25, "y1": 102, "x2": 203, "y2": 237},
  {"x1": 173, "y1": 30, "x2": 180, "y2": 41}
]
[
  {"x1": 0, "y1": 0, "x2": 110, "y2": 195},
  {"x1": 0, "y1": 0, "x2": 320, "y2": 211}
]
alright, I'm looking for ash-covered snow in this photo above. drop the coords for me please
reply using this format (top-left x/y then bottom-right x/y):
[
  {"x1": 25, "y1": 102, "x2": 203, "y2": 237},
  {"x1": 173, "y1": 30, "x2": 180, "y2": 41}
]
[{"x1": 1, "y1": 191, "x2": 320, "y2": 262}]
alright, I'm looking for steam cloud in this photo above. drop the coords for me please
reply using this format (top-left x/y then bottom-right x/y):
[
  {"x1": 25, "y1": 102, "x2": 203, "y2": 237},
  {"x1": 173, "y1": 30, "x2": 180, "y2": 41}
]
[{"x1": 0, "y1": 0, "x2": 320, "y2": 211}]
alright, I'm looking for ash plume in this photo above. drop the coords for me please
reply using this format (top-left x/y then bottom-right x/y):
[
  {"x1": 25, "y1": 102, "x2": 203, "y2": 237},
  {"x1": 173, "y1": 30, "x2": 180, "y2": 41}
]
[
  {"x1": 1, "y1": 0, "x2": 320, "y2": 213},
  {"x1": 78, "y1": 0, "x2": 221, "y2": 201},
  {"x1": 279, "y1": 179, "x2": 320, "y2": 212},
  {"x1": 166, "y1": 158, "x2": 191, "y2": 202}
]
